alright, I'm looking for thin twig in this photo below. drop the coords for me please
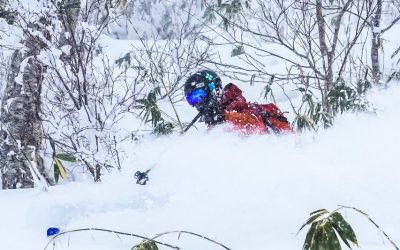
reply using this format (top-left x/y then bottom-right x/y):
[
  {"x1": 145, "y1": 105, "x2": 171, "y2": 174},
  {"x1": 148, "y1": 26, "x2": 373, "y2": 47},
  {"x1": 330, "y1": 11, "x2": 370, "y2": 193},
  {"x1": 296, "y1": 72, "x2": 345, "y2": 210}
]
[
  {"x1": 151, "y1": 230, "x2": 232, "y2": 250},
  {"x1": 43, "y1": 228, "x2": 180, "y2": 250},
  {"x1": 338, "y1": 205, "x2": 399, "y2": 250}
]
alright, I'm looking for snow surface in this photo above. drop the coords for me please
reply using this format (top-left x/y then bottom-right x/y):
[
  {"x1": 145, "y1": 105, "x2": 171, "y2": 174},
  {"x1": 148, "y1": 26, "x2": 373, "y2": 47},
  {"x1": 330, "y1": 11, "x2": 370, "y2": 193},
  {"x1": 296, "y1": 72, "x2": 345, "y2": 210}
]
[{"x1": 1, "y1": 84, "x2": 400, "y2": 250}]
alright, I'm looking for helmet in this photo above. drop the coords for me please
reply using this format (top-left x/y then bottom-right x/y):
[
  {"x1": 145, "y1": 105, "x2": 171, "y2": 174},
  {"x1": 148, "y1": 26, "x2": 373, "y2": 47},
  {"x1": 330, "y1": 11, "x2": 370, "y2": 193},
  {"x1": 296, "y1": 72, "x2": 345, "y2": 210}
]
[{"x1": 184, "y1": 70, "x2": 222, "y2": 108}]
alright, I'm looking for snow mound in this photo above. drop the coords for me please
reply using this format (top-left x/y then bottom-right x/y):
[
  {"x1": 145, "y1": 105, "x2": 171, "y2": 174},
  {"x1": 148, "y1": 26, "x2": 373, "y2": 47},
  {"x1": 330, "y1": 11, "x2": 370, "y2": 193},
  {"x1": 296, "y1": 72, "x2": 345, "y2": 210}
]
[{"x1": 1, "y1": 85, "x2": 400, "y2": 250}]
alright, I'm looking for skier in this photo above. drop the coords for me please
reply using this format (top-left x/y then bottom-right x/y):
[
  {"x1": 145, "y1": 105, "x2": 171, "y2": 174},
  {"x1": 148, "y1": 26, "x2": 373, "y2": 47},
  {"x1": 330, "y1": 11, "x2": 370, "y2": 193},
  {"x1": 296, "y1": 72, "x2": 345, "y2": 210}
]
[{"x1": 184, "y1": 70, "x2": 293, "y2": 134}]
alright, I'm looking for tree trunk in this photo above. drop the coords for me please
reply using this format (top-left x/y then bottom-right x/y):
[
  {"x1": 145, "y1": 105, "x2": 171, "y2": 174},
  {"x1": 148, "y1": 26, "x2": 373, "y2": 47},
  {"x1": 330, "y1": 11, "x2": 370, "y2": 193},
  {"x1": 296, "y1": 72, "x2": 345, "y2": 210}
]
[
  {"x1": 0, "y1": 24, "x2": 49, "y2": 189},
  {"x1": 371, "y1": 0, "x2": 382, "y2": 84},
  {"x1": 315, "y1": 0, "x2": 333, "y2": 125}
]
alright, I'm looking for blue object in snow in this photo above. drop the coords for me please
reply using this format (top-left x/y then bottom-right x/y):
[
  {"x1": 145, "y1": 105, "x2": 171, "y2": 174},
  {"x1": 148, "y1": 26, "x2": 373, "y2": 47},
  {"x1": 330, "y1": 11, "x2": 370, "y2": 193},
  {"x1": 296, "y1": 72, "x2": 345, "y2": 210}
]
[{"x1": 47, "y1": 227, "x2": 61, "y2": 237}]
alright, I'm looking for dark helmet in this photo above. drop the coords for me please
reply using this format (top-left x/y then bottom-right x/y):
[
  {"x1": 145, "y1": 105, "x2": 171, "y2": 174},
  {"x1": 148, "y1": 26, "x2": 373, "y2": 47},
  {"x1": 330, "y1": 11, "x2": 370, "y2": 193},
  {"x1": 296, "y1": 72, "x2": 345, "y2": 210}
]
[{"x1": 184, "y1": 70, "x2": 222, "y2": 108}]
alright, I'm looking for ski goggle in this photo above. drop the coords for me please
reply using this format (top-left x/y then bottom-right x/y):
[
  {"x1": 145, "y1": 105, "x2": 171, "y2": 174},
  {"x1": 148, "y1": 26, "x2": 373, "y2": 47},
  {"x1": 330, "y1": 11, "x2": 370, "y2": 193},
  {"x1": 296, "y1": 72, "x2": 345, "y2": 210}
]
[{"x1": 186, "y1": 88, "x2": 208, "y2": 106}]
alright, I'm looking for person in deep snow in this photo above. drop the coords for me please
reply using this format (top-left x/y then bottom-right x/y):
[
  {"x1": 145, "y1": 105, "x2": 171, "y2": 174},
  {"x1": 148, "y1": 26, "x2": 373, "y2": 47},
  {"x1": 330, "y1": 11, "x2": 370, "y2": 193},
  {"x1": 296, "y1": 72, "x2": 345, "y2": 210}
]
[{"x1": 184, "y1": 70, "x2": 293, "y2": 134}]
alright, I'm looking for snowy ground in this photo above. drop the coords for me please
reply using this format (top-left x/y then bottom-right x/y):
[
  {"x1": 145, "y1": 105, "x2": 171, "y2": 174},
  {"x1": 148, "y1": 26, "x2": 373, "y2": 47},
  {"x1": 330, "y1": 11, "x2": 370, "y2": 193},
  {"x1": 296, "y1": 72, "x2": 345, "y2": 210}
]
[{"x1": 1, "y1": 83, "x2": 400, "y2": 250}]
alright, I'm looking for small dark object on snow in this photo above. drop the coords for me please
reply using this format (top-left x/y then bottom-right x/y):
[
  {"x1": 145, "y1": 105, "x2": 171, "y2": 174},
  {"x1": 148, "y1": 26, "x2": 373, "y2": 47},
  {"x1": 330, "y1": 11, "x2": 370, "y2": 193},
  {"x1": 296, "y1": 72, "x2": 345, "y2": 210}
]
[
  {"x1": 134, "y1": 169, "x2": 150, "y2": 185},
  {"x1": 47, "y1": 227, "x2": 60, "y2": 237}
]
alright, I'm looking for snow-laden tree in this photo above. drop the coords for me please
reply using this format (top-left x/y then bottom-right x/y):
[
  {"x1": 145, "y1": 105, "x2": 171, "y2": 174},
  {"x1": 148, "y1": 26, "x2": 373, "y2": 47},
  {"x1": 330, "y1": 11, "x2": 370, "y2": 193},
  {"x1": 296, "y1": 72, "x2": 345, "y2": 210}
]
[
  {"x1": 107, "y1": 0, "x2": 206, "y2": 40},
  {"x1": 0, "y1": 0, "x2": 53, "y2": 189},
  {"x1": 371, "y1": 0, "x2": 400, "y2": 84},
  {"x1": 202, "y1": 0, "x2": 400, "y2": 129}
]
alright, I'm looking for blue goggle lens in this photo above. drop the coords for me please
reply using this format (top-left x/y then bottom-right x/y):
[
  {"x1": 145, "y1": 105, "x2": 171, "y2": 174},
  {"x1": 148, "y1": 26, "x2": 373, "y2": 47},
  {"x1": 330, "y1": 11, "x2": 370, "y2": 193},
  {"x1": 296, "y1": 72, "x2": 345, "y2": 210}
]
[{"x1": 186, "y1": 88, "x2": 207, "y2": 106}]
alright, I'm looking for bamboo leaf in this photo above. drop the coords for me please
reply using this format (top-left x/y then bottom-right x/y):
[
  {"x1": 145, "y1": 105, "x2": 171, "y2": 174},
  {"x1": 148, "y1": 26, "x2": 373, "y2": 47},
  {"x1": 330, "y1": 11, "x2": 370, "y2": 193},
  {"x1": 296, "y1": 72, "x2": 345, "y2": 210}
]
[
  {"x1": 55, "y1": 159, "x2": 68, "y2": 180},
  {"x1": 202, "y1": 7, "x2": 216, "y2": 23},
  {"x1": 263, "y1": 85, "x2": 271, "y2": 100},
  {"x1": 303, "y1": 222, "x2": 317, "y2": 250},
  {"x1": 231, "y1": 45, "x2": 245, "y2": 57},
  {"x1": 268, "y1": 75, "x2": 275, "y2": 86},
  {"x1": 115, "y1": 53, "x2": 131, "y2": 67},
  {"x1": 310, "y1": 209, "x2": 329, "y2": 217},
  {"x1": 54, "y1": 163, "x2": 60, "y2": 183},
  {"x1": 329, "y1": 212, "x2": 358, "y2": 248},
  {"x1": 310, "y1": 221, "x2": 342, "y2": 250},
  {"x1": 250, "y1": 74, "x2": 256, "y2": 86},
  {"x1": 299, "y1": 209, "x2": 329, "y2": 232},
  {"x1": 134, "y1": 240, "x2": 158, "y2": 250},
  {"x1": 55, "y1": 153, "x2": 76, "y2": 162},
  {"x1": 391, "y1": 46, "x2": 400, "y2": 59}
]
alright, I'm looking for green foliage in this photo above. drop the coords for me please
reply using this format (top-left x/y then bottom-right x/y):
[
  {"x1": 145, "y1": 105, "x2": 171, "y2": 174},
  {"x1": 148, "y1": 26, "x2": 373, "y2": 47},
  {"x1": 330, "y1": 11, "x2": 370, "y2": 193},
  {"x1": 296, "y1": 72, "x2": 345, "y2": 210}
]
[
  {"x1": 57, "y1": 0, "x2": 81, "y2": 15},
  {"x1": 115, "y1": 53, "x2": 131, "y2": 67},
  {"x1": 54, "y1": 162, "x2": 61, "y2": 183},
  {"x1": 391, "y1": 46, "x2": 400, "y2": 63},
  {"x1": 388, "y1": 71, "x2": 400, "y2": 83},
  {"x1": 260, "y1": 75, "x2": 275, "y2": 100},
  {"x1": 295, "y1": 77, "x2": 372, "y2": 131},
  {"x1": 54, "y1": 159, "x2": 68, "y2": 183},
  {"x1": 388, "y1": 46, "x2": 400, "y2": 83},
  {"x1": 55, "y1": 153, "x2": 77, "y2": 162},
  {"x1": 203, "y1": 0, "x2": 250, "y2": 28},
  {"x1": 355, "y1": 79, "x2": 371, "y2": 95},
  {"x1": 294, "y1": 88, "x2": 322, "y2": 131},
  {"x1": 134, "y1": 88, "x2": 175, "y2": 135},
  {"x1": 133, "y1": 240, "x2": 158, "y2": 250},
  {"x1": 300, "y1": 209, "x2": 358, "y2": 250},
  {"x1": 328, "y1": 78, "x2": 371, "y2": 116},
  {"x1": 203, "y1": 7, "x2": 217, "y2": 23},
  {"x1": 221, "y1": 0, "x2": 244, "y2": 18},
  {"x1": 231, "y1": 45, "x2": 245, "y2": 57},
  {"x1": 330, "y1": 212, "x2": 358, "y2": 249},
  {"x1": 53, "y1": 153, "x2": 76, "y2": 183},
  {"x1": 153, "y1": 120, "x2": 174, "y2": 135},
  {"x1": 135, "y1": 89, "x2": 161, "y2": 128}
]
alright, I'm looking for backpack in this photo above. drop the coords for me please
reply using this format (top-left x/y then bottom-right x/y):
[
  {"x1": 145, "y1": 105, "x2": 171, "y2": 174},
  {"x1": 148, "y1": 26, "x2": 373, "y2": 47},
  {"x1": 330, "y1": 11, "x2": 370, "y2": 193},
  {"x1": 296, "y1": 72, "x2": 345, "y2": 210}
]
[{"x1": 221, "y1": 83, "x2": 293, "y2": 134}]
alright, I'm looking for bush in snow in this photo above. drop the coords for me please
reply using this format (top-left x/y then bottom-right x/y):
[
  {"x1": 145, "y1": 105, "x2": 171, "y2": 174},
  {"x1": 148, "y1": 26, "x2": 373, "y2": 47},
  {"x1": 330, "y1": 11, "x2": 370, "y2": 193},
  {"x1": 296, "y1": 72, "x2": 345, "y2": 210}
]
[
  {"x1": 300, "y1": 206, "x2": 399, "y2": 250},
  {"x1": 202, "y1": 0, "x2": 397, "y2": 130},
  {"x1": 115, "y1": 27, "x2": 214, "y2": 135}
]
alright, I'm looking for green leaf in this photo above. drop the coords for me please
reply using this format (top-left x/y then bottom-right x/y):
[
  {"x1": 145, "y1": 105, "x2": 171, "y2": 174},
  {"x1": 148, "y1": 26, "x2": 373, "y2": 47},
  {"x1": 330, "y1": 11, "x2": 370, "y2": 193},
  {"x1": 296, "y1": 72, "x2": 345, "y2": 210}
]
[
  {"x1": 55, "y1": 159, "x2": 68, "y2": 181},
  {"x1": 391, "y1": 46, "x2": 400, "y2": 59},
  {"x1": 55, "y1": 153, "x2": 77, "y2": 162},
  {"x1": 153, "y1": 121, "x2": 174, "y2": 135},
  {"x1": 311, "y1": 221, "x2": 342, "y2": 250},
  {"x1": 202, "y1": 6, "x2": 216, "y2": 23},
  {"x1": 263, "y1": 85, "x2": 271, "y2": 100},
  {"x1": 299, "y1": 209, "x2": 329, "y2": 233},
  {"x1": 231, "y1": 45, "x2": 245, "y2": 57},
  {"x1": 261, "y1": 75, "x2": 275, "y2": 100},
  {"x1": 223, "y1": 17, "x2": 229, "y2": 30},
  {"x1": 115, "y1": 53, "x2": 131, "y2": 67},
  {"x1": 298, "y1": 87, "x2": 306, "y2": 92},
  {"x1": 268, "y1": 75, "x2": 275, "y2": 85},
  {"x1": 250, "y1": 74, "x2": 256, "y2": 86},
  {"x1": 134, "y1": 89, "x2": 168, "y2": 130},
  {"x1": 134, "y1": 240, "x2": 158, "y2": 250},
  {"x1": 329, "y1": 212, "x2": 358, "y2": 248},
  {"x1": 54, "y1": 163, "x2": 60, "y2": 183},
  {"x1": 303, "y1": 222, "x2": 317, "y2": 250},
  {"x1": 310, "y1": 209, "x2": 329, "y2": 217}
]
